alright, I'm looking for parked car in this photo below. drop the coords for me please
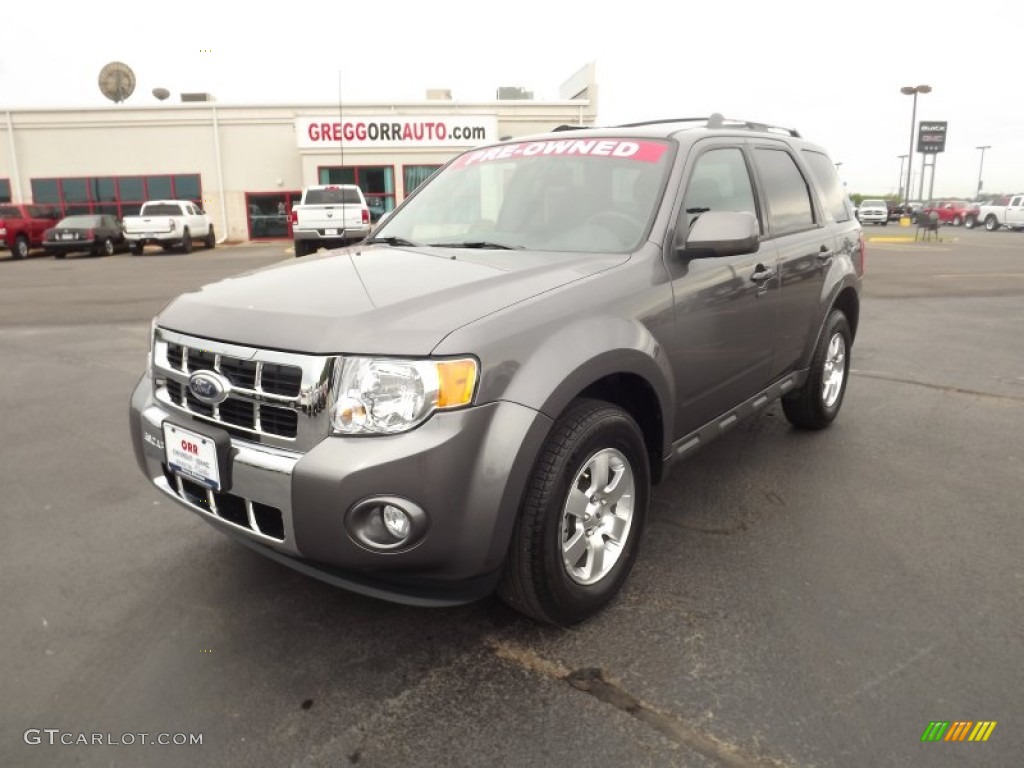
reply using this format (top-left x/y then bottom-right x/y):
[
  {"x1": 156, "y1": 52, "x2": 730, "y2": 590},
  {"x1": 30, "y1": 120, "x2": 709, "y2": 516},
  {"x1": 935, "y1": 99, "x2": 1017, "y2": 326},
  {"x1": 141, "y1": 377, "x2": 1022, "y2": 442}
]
[
  {"x1": 43, "y1": 214, "x2": 127, "y2": 258},
  {"x1": 858, "y1": 199, "x2": 889, "y2": 225},
  {"x1": 886, "y1": 202, "x2": 913, "y2": 222},
  {"x1": 967, "y1": 195, "x2": 1024, "y2": 231},
  {"x1": 123, "y1": 200, "x2": 215, "y2": 254},
  {"x1": 129, "y1": 114, "x2": 863, "y2": 625},
  {"x1": 290, "y1": 184, "x2": 371, "y2": 257},
  {"x1": 920, "y1": 200, "x2": 973, "y2": 226},
  {"x1": 0, "y1": 203, "x2": 62, "y2": 259}
]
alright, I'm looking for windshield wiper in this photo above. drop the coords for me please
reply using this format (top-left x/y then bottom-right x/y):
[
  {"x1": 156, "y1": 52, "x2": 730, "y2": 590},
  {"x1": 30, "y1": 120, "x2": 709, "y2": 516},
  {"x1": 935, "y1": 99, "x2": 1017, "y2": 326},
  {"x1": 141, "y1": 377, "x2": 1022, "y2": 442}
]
[
  {"x1": 364, "y1": 236, "x2": 421, "y2": 247},
  {"x1": 427, "y1": 241, "x2": 523, "y2": 250}
]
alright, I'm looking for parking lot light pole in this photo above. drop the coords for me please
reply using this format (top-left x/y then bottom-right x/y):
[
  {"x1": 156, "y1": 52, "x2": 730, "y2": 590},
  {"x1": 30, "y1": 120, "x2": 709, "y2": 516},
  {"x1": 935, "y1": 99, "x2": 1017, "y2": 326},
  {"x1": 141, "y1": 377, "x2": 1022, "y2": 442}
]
[
  {"x1": 901, "y1": 85, "x2": 931, "y2": 205},
  {"x1": 975, "y1": 145, "x2": 991, "y2": 200}
]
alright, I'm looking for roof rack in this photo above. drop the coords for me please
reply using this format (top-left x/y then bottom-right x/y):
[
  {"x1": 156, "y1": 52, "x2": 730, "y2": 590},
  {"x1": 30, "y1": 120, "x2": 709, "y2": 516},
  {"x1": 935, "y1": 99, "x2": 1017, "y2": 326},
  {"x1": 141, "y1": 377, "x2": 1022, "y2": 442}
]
[{"x1": 616, "y1": 113, "x2": 801, "y2": 138}]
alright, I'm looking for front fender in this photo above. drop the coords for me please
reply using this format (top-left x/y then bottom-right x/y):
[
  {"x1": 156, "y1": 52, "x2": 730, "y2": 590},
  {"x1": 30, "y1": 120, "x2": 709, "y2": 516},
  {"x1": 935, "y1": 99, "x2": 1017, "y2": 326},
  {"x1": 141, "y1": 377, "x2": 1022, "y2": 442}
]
[{"x1": 458, "y1": 314, "x2": 676, "y2": 461}]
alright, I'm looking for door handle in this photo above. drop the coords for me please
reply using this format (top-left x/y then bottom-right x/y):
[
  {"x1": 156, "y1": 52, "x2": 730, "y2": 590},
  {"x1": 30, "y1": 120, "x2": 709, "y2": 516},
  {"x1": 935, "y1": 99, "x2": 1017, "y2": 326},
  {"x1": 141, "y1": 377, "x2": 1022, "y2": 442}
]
[
  {"x1": 817, "y1": 246, "x2": 833, "y2": 262},
  {"x1": 750, "y1": 265, "x2": 775, "y2": 283}
]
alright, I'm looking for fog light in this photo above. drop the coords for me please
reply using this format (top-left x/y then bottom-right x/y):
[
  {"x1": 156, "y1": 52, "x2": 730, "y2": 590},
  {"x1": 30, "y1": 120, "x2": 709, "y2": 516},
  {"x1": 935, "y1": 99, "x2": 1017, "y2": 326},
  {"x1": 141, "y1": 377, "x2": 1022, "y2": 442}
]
[{"x1": 382, "y1": 504, "x2": 411, "y2": 540}]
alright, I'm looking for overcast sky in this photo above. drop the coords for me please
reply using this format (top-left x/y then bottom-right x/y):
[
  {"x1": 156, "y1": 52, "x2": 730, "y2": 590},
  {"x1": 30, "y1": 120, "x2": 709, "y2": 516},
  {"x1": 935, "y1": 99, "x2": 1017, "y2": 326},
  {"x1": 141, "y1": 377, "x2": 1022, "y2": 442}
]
[{"x1": 2, "y1": 1, "x2": 1022, "y2": 199}]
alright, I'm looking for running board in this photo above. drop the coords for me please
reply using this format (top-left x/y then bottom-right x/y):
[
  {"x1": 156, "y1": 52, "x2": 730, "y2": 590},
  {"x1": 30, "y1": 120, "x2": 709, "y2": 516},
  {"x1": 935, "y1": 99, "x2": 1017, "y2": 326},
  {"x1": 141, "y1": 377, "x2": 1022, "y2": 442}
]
[{"x1": 669, "y1": 371, "x2": 807, "y2": 461}]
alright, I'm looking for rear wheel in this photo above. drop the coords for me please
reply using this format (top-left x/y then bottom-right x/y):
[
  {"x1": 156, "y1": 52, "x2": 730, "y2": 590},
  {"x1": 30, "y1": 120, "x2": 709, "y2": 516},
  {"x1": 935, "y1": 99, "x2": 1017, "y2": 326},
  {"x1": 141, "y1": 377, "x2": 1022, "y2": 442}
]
[
  {"x1": 294, "y1": 240, "x2": 310, "y2": 257},
  {"x1": 498, "y1": 399, "x2": 650, "y2": 625},
  {"x1": 12, "y1": 236, "x2": 29, "y2": 259},
  {"x1": 782, "y1": 309, "x2": 852, "y2": 430},
  {"x1": 985, "y1": 215, "x2": 1000, "y2": 232},
  {"x1": 205, "y1": 226, "x2": 216, "y2": 249},
  {"x1": 180, "y1": 229, "x2": 192, "y2": 254},
  {"x1": 964, "y1": 215, "x2": 976, "y2": 229},
  {"x1": 100, "y1": 238, "x2": 114, "y2": 256},
  {"x1": 952, "y1": 214, "x2": 963, "y2": 226}
]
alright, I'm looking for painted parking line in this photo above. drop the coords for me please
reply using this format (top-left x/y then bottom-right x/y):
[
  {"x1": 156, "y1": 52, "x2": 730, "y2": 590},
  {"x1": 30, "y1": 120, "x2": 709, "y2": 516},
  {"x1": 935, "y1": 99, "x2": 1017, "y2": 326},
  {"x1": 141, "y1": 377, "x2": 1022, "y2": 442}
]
[{"x1": 932, "y1": 273, "x2": 1024, "y2": 279}]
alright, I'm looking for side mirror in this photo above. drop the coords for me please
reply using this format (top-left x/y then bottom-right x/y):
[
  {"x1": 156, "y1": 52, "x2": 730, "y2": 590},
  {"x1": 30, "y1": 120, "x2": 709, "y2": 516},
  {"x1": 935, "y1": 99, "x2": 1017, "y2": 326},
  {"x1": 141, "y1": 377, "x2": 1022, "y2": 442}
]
[{"x1": 677, "y1": 211, "x2": 759, "y2": 259}]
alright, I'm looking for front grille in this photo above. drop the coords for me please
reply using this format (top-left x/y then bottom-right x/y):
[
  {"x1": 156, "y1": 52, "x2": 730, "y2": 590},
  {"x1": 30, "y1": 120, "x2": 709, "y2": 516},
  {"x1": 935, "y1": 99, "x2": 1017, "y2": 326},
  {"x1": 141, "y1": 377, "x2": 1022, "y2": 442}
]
[
  {"x1": 154, "y1": 330, "x2": 335, "y2": 450},
  {"x1": 162, "y1": 463, "x2": 285, "y2": 541}
]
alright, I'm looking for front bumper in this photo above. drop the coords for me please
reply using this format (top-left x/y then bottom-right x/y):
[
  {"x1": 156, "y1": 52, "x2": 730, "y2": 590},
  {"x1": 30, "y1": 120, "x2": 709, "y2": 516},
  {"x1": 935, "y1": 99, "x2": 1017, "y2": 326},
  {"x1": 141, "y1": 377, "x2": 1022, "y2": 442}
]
[{"x1": 130, "y1": 373, "x2": 552, "y2": 605}]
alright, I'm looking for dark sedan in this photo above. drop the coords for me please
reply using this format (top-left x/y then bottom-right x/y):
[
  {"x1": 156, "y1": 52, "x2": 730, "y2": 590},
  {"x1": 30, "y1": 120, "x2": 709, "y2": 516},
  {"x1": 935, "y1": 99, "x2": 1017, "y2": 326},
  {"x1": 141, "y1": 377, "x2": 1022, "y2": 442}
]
[{"x1": 43, "y1": 214, "x2": 126, "y2": 258}]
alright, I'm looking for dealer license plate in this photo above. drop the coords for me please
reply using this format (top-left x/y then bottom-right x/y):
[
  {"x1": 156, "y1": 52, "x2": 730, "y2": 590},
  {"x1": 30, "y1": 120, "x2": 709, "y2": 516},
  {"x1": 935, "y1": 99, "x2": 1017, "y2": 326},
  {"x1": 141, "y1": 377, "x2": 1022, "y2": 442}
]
[
  {"x1": 324, "y1": 228, "x2": 338, "y2": 236},
  {"x1": 59, "y1": 233, "x2": 74, "y2": 240},
  {"x1": 163, "y1": 423, "x2": 221, "y2": 491}
]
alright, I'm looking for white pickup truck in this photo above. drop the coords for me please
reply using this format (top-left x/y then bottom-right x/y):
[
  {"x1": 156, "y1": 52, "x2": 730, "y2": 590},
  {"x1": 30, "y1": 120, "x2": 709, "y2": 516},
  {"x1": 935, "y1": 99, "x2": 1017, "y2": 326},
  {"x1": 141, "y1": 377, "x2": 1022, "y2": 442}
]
[
  {"x1": 970, "y1": 195, "x2": 1024, "y2": 232},
  {"x1": 290, "y1": 184, "x2": 371, "y2": 257},
  {"x1": 123, "y1": 200, "x2": 216, "y2": 254}
]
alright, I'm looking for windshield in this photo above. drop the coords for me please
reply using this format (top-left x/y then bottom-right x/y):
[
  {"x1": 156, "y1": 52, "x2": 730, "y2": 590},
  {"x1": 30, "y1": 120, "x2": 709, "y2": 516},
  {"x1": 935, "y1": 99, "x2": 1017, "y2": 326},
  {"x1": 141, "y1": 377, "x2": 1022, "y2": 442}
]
[
  {"x1": 143, "y1": 204, "x2": 182, "y2": 215},
  {"x1": 374, "y1": 138, "x2": 673, "y2": 253}
]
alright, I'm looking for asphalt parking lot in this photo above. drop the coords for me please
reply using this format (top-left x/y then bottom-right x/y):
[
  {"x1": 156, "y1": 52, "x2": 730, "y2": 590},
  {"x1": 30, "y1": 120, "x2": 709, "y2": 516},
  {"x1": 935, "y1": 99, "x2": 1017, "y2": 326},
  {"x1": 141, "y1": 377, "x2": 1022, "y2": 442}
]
[{"x1": 2, "y1": 228, "x2": 1022, "y2": 767}]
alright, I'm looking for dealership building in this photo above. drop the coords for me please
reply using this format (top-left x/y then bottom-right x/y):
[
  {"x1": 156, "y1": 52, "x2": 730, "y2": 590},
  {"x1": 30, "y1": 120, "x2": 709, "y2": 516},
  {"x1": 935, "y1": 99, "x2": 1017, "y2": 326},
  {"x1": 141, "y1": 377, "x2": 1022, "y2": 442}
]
[{"x1": 0, "y1": 65, "x2": 597, "y2": 242}]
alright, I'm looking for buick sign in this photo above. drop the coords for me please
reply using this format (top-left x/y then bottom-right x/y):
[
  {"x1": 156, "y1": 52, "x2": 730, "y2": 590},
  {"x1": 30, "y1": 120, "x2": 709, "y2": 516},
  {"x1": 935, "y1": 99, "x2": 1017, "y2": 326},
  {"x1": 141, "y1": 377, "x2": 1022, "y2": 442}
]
[{"x1": 188, "y1": 371, "x2": 232, "y2": 405}]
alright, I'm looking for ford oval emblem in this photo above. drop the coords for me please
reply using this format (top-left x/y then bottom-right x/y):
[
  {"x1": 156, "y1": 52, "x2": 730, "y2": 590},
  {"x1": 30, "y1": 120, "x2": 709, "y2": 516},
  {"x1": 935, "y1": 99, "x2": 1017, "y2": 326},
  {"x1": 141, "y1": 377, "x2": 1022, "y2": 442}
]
[{"x1": 188, "y1": 371, "x2": 231, "y2": 405}]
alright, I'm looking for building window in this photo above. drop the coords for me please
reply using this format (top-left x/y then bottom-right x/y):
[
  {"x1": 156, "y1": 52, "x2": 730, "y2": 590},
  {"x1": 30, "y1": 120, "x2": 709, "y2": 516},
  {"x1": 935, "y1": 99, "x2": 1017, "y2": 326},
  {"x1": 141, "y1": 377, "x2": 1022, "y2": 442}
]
[
  {"x1": 147, "y1": 175, "x2": 173, "y2": 200},
  {"x1": 28, "y1": 174, "x2": 201, "y2": 218},
  {"x1": 0, "y1": 179, "x2": 10, "y2": 203},
  {"x1": 318, "y1": 165, "x2": 395, "y2": 222},
  {"x1": 246, "y1": 191, "x2": 301, "y2": 239},
  {"x1": 403, "y1": 165, "x2": 440, "y2": 197}
]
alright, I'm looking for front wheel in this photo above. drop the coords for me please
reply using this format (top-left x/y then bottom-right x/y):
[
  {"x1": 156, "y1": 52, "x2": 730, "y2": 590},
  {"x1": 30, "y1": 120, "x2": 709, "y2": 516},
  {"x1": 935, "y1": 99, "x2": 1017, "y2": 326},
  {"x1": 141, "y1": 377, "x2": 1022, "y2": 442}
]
[
  {"x1": 782, "y1": 309, "x2": 852, "y2": 430},
  {"x1": 952, "y1": 215, "x2": 963, "y2": 226},
  {"x1": 12, "y1": 236, "x2": 29, "y2": 259},
  {"x1": 964, "y1": 216, "x2": 976, "y2": 229},
  {"x1": 100, "y1": 238, "x2": 114, "y2": 256},
  {"x1": 985, "y1": 215, "x2": 1000, "y2": 232},
  {"x1": 180, "y1": 229, "x2": 193, "y2": 254},
  {"x1": 205, "y1": 226, "x2": 216, "y2": 249},
  {"x1": 498, "y1": 399, "x2": 650, "y2": 625}
]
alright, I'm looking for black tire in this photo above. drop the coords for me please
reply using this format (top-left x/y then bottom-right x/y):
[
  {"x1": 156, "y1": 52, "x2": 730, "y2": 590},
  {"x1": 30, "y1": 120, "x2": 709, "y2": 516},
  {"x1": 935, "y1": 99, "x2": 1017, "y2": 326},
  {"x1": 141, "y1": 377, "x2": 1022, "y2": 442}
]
[
  {"x1": 180, "y1": 229, "x2": 192, "y2": 254},
  {"x1": 964, "y1": 216, "x2": 975, "y2": 229},
  {"x1": 985, "y1": 215, "x2": 1000, "y2": 232},
  {"x1": 101, "y1": 238, "x2": 114, "y2": 256},
  {"x1": 497, "y1": 399, "x2": 650, "y2": 625},
  {"x1": 12, "y1": 236, "x2": 29, "y2": 260},
  {"x1": 294, "y1": 240, "x2": 309, "y2": 257},
  {"x1": 881, "y1": 220, "x2": 888, "y2": 226},
  {"x1": 782, "y1": 309, "x2": 852, "y2": 430},
  {"x1": 54, "y1": 252, "x2": 66, "y2": 259},
  {"x1": 952, "y1": 215, "x2": 963, "y2": 226},
  {"x1": 130, "y1": 242, "x2": 144, "y2": 255},
  {"x1": 205, "y1": 226, "x2": 216, "y2": 249}
]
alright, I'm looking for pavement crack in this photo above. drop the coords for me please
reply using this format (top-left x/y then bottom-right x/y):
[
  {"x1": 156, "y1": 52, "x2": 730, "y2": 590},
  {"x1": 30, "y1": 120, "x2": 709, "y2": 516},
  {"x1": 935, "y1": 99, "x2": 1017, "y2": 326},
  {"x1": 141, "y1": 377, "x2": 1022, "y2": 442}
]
[
  {"x1": 851, "y1": 369, "x2": 1024, "y2": 403},
  {"x1": 487, "y1": 639, "x2": 791, "y2": 768}
]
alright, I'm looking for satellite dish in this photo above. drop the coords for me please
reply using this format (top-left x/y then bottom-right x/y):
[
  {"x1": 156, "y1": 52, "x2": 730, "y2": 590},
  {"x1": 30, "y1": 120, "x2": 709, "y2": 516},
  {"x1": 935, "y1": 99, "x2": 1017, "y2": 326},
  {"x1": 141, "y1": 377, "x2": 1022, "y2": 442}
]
[
  {"x1": 98, "y1": 62, "x2": 136, "y2": 103},
  {"x1": 152, "y1": 87, "x2": 170, "y2": 101}
]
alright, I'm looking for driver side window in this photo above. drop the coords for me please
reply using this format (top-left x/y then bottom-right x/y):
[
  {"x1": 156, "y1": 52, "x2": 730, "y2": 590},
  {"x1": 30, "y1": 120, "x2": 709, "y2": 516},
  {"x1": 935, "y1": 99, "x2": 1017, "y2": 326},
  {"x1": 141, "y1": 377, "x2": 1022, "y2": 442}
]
[{"x1": 682, "y1": 148, "x2": 760, "y2": 233}]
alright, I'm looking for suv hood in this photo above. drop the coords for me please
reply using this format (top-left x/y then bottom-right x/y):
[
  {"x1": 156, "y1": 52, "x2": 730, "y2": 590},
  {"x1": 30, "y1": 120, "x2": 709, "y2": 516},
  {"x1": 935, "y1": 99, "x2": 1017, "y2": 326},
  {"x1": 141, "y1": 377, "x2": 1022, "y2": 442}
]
[{"x1": 157, "y1": 245, "x2": 626, "y2": 355}]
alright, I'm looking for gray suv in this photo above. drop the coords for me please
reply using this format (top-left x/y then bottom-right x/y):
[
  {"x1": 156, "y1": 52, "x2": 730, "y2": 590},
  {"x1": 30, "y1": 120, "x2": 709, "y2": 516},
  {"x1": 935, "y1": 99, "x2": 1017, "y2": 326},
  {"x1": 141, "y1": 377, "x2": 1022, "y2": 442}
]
[{"x1": 129, "y1": 115, "x2": 863, "y2": 625}]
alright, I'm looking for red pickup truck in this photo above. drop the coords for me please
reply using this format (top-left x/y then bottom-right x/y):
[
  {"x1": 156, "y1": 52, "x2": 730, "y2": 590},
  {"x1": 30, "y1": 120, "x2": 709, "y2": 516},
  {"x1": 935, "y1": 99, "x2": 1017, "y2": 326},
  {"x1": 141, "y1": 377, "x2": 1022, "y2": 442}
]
[{"x1": 0, "y1": 204, "x2": 62, "y2": 259}]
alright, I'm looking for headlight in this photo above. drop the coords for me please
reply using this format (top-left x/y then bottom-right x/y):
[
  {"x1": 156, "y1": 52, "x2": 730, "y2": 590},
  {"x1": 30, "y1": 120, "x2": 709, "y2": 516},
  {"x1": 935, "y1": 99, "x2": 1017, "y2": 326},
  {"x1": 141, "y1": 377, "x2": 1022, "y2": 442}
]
[{"x1": 331, "y1": 357, "x2": 478, "y2": 435}]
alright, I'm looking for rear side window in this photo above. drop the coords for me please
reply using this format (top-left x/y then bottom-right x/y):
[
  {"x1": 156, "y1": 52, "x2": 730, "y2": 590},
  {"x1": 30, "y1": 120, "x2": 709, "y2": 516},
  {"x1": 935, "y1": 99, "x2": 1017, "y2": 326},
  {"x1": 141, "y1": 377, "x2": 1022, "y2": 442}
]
[
  {"x1": 306, "y1": 187, "x2": 362, "y2": 205},
  {"x1": 753, "y1": 148, "x2": 816, "y2": 236},
  {"x1": 0, "y1": 205, "x2": 21, "y2": 218},
  {"x1": 802, "y1": 150, "x2": 851, "y2": 223}
]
